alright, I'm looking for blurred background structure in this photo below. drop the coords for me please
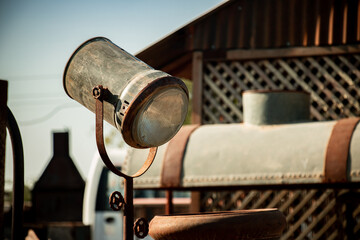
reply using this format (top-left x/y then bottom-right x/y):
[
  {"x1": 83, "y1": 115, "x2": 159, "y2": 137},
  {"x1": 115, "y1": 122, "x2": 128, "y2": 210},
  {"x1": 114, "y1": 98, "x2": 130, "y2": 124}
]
[
  {"x1": 134, "y1": 0, "x2": 360, "y2": 239},
  {"x1": 2, "y1": 0, "x2": 360, "y2": 239}
]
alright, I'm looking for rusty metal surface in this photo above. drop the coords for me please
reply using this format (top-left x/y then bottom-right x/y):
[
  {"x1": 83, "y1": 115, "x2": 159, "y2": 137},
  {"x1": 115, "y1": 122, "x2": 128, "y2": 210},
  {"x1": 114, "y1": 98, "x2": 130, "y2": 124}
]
[
  {"x1": 149, "y1": 209, "x2": 286, "y2": 240},
  {"x1": 64, "y1": 37, "x2": 189, "y2": 148},
  {"x1": 124, "y1": 178, "x2": 134, "y2": 240},
  {"x1": 165, "y1": 190, "x2": 174, "y2": 215},
  {"x1": 324, "y1": 118, "x2": 360, "y2": 183},
  {"x1": 0, "y1": 80, "x2": 7, "y2": 238},
  {"x1": 93, "y1": 89, "x2": 160, "y2": 240},
  {"x1": 201, "y1": 189, "x2": 360, "y2": 239},
  {"x1": 63, "y1": 37, "x2": 155, "y2": 128},
  {"x1": 134, "y1": 218, "x2": 149, "y2": 239},
  {"x1": 160, "y1": 124, "x2": 199, "y2": 188},
  {"x1": 109, "y1": 191, "x2": 124, "y2": 211},
  {"x1": 6, "y1": 107, "x2": 24, "y2": 239},
  {"x1": 94, "y1": 89, "x2": 158, "y2": 178}
]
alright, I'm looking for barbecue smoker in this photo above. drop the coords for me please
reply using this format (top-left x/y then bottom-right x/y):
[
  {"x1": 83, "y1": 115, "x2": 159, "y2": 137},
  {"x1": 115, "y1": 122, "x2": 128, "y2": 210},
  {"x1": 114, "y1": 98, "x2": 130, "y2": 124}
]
[
  {"x1": 126, "y1": 90, "x2": 360, "y2": 239},
  {"x1": 63, "y1": 38, "x2": 287, "y2": 240}
]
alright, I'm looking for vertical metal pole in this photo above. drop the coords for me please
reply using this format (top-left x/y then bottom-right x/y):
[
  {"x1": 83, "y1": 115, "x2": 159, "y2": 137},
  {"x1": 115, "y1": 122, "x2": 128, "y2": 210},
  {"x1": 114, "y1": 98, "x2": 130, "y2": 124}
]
[
  {"x1": 0, "y1": 80, "x2": 8, "y2": 238},
  {"x1": 165, "y1": 190, "x2": 173, "y2": 215},
  {"x1": 190, "y1": 52, "x2": 203, "y2": 213},
  {"x1": 7, "y1": 107, "x2": 24, "y2": 240},
  {"x1": 191, "y1": 51, "x2": 203, "y2": 125},
  {"x1": 124, "y1": 177, "x2": 134, "y2": 240},
  {"x1": 190, "y1": 191, "x2": 201, "y2": 213}
]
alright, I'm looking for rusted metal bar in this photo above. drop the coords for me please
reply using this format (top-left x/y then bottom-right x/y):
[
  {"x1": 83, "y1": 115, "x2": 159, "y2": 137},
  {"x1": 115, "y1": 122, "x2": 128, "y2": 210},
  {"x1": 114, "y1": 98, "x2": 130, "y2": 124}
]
[
  {"x1": 190, "y1": 192, "x2": 201, "y2": 213},
  {"x1": 160, "y1": 124, "x2": 199, "y2": 188},
  {"x1": 124, "y1": 177, "x2": 134, "y2": 240},
  {"x1": 149, "y1": 209, "x2": 286, "y2": 240},
  {"x1": 189, "y1": 52, "x2": 203, "y2": 214},
  {"x1": 191, "y1": 51, "x2": 203, "y2": 125},
  {"x1": 94, "y1": 85, "x2": 157, "y2": 179},
  {"x1": 324, "y1": 117, "x2": 360, "y2": 183},
  {"x1": 93, "y1": 86, "x2": 157, "y2": 240},
  {"x1": 0, "y1": 80, "x2": 8, "y2": 238},
  {"x1": 165, "y1": 190, "x2": 173, "y2": 215},
  {"x1": 6, "y1": 107, "x2": 24, "y2": 240}
]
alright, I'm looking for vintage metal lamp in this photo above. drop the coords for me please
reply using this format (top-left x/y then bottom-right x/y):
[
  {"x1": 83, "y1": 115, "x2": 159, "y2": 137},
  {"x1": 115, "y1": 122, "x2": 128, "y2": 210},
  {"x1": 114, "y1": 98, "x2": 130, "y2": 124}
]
[{"x1": 63, "y1": 37, "x2": 189, "y2": 240}]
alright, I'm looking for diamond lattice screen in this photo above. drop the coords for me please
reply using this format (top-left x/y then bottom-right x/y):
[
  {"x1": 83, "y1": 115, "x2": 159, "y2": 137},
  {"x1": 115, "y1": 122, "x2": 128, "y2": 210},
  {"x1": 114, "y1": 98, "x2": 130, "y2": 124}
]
[
  {"x1": 202, "y1": 54, "x2": 360, "y2": 124},
  {"x1": 200, "y1": 52, "x2": 360, "y2": 239},
  {"x1": 201, "y1": 189, "x2": 360, "y2": 240}
]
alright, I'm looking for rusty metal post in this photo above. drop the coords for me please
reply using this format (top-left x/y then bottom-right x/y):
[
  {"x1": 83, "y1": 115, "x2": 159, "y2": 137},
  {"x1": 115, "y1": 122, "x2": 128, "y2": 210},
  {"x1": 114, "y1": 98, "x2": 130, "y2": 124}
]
[
  {"x1": 190, "y1": 52, "x2": 203, "y2": 213},
  {"x1": 7, "y1": 106, "x2": 24, "y2": 240},
  {"x1": 0, "y1": 80, "x2": 8, "y2": 238},
  {"x1": 94, "y1": 86, "x2": 157, "y2": 240},
  {"x1": 124, "y1": 177, "x2": 134, "y2": 240},
  {"x1": 165, "y1": 190, "x2": 173, "y2": 215},
  {"x1": 0, "y1": 80, "x2": 24, "y2": 239}
]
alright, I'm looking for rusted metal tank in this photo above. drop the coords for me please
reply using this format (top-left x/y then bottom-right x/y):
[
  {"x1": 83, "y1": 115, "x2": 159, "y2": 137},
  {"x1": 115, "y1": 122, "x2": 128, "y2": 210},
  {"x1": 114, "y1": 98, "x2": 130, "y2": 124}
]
[
  {"x1": 125, "y1": 90, "x2": 360, "y2": 188},
  {"x1": 124, "y1": 90, "x2": 359, "y2": 240}
]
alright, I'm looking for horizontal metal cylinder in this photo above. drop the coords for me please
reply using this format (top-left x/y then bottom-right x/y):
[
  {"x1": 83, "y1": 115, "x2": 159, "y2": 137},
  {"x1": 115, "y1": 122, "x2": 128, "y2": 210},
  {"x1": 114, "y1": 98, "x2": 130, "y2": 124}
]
[
  {"x1": 64, "y1": 37, "x2": 162, "y2": 128},
  {"x1": 149, "y1": 209, "x2": 286, "y2": 240},
  {"x1": 125, "y1": 119, "x2": 360, "y2": 189},
  {"x1": 63, "y1": 37, "x2": 189, "y2": 148}
]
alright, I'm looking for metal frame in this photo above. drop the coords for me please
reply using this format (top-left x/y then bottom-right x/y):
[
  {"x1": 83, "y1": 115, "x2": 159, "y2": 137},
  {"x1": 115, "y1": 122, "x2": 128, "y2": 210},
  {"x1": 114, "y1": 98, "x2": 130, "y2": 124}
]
[
  {"x1": 0, "y1": 80, "x2": 7, "y2": 238},
  {"x1": 92, "y1": 85, "x2": 157, "y2": 240}
]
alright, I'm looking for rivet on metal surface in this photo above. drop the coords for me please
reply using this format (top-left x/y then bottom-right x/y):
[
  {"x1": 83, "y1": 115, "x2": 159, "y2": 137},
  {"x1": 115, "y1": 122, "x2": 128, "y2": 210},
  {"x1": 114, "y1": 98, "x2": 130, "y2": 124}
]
[
  {"x1": 109, "y1": 191, "x2": 125, "y2": 211},
  {"x1": 92, "y1": 85, "x2": 108, "y2": 100},
  {"x1": 134, "y1": 218, "x2": 149, "y2": 239}
]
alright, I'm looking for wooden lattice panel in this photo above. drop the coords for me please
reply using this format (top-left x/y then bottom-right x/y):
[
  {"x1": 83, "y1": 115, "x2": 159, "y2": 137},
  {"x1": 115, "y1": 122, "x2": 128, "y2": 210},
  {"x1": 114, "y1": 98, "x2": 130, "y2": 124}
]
[
  {"x1": 202, "y1": 54, "x2": 360, "y2": 124},
  {"x1": 201, "y1": 189, "x2": 360, "y2": 240}
]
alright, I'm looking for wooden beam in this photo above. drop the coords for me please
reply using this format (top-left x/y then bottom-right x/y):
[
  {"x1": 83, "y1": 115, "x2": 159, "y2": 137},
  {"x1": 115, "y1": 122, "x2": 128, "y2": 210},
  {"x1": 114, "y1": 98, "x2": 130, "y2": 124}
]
[
  {"x1": 203, "y1": 44, "x2": 360, "y2": 62},
  {"x1": 161, "y1": 52, "x2": 193, "y2": 80},
  {"x1": 191, "y1": 51, "x2": 203, "y2": 125},
  {"x1": 190, "y1": 52, "x2": 203, "y2": 213}
]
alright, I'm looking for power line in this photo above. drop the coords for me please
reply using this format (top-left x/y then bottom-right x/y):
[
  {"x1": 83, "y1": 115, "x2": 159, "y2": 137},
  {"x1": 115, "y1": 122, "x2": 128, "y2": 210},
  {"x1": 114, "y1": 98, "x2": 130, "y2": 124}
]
[
  {"x1": 3, "y1": 74, "x2": 61, "y2": 81},
  {"x1": 9, "y1": 94, "x2": 66, "y2": 101},
  {"x1": 8, "y1": 96, "x2": 72, "y2": 107},
  {"x1": 19, "y1": 103, "x2": 81, "y2": 126}
]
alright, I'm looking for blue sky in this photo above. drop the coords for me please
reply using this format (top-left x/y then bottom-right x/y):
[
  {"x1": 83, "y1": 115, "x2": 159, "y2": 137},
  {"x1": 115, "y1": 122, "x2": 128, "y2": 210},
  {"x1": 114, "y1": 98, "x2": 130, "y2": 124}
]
[{"x1": 0, "y1": 0, "x2": 224, "y2": 187}]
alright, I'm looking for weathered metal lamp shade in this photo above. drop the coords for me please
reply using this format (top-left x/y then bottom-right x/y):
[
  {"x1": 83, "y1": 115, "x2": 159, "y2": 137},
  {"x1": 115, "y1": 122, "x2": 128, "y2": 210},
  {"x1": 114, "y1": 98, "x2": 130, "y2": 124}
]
[{"x1": 63, "y1": 37, "x2": 189, "y2": 148}]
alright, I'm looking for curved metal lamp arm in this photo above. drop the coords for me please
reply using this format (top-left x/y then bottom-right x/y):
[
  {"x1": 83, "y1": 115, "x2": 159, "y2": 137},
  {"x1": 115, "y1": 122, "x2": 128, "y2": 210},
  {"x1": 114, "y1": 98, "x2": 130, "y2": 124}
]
[
  {"x1": 6, "y1": 107, "x2": 24, "y2": 240},
  {"x1": 93, "y1": 85, "x2": 157, "y2": 179},
  {"x1": 93, "y1": 85, "x2": 157, "y2": 240}
]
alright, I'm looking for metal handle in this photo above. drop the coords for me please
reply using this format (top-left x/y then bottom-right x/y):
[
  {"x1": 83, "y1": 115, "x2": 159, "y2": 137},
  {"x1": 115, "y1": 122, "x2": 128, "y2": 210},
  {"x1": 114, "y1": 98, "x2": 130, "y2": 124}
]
[{"x1": 93, "y1": 85, "x2": 157, "y2": 179}]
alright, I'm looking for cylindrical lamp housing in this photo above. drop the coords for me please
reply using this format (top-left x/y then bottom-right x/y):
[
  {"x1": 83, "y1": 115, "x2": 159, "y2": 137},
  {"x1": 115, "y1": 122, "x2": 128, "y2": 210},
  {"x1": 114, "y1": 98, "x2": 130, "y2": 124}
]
[{"x1": 63, "y1": 37, "x2": 189, "y2": 148}]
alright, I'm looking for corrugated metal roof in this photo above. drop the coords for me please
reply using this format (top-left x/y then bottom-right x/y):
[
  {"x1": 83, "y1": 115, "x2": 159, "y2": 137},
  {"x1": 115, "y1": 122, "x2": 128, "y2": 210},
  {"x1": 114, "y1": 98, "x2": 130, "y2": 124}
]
[{"x1": 136, "y1": 0, "x2": 360, "y2": 79}]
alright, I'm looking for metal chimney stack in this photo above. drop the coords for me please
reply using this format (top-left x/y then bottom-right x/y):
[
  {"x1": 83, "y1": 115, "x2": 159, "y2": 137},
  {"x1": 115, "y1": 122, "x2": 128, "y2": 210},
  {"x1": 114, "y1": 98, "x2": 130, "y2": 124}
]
[{"x1": 32, "y1": 131, "x2": 85, "y2": 223}]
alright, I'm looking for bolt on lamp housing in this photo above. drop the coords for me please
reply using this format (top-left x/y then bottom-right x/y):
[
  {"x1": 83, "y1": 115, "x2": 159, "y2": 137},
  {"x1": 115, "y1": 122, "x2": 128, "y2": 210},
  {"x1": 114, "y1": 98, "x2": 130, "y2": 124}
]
[{"x1": 63, "y1": 37, "x2": 189, "y2": 148}]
